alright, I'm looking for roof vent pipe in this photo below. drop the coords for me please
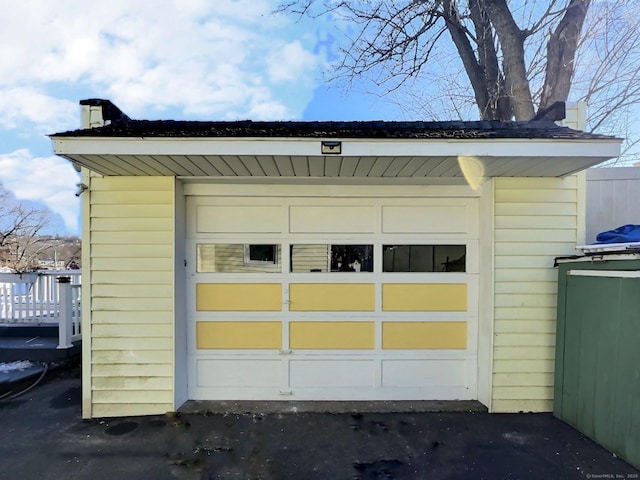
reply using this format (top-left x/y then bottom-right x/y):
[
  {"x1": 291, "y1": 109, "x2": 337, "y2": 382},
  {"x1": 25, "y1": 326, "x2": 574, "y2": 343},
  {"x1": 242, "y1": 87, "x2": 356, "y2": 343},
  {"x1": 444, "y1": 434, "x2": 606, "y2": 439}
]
[{"x1": 562, "y1": 102, "x2": 587, "y2": 131}]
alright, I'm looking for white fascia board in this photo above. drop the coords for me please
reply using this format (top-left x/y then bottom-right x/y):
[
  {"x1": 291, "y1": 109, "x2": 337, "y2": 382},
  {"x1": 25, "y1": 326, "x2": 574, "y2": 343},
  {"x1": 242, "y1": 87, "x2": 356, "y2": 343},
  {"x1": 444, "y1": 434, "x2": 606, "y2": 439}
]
[{"x1": 52, "y1": 136, "x2": 622, "y2": 159}]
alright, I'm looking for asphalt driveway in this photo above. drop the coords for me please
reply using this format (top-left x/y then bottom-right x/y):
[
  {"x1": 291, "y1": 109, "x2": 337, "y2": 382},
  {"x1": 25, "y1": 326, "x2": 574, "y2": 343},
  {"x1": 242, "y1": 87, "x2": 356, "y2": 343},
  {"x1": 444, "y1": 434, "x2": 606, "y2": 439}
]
[{"x1": 1, "y1": 367, "x2": 638, "y2": 480}]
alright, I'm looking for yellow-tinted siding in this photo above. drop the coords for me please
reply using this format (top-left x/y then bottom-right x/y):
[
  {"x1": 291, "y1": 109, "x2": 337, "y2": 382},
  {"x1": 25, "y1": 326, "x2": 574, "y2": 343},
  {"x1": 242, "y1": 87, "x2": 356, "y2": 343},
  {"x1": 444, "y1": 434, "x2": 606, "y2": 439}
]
[
  {"x1": 382, "y1": 322, "x2": 467, "y2": 349},
  {"x1": 289, "y1": 321, "x2": 375, "y2": 349},
  {"x1": 88, "y1": 176, "x2": 175, "y2": 417},
  {"x1": 92, "y1": 404, "x2": 174, "y2": 417},
  {"x1": 382, "y1": 284, "x2": 467, "y2": 311},
  {"x1": 196, "y1": 283, "x2": 282, "y2": 311},
  {"x1": 492, "y1": 176, "x2": 581, "y2": 413},
  {"x1": 92, "y1": 363, "x2": 173, "y2": 377},
  {"x1": 196, "y1": 321, "x2": 282, "y2": 349},
  {"x1": 289, "y1": 283, "x2": 375, "y2": 311},
  {"x1": 92, "y1": 337, "x2": 174, "y2": 351}
]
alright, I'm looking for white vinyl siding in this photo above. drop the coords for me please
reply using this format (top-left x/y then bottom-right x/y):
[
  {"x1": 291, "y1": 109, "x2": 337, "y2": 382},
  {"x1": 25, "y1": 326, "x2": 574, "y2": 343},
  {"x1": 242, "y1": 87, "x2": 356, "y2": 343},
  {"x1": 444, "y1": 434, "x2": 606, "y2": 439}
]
[
  {"x1": 492, "y1": 175, "x2": 581, "y2": 412},
  {"x1": 88, "y1": 176, "x2": 175, "y2": 418}
]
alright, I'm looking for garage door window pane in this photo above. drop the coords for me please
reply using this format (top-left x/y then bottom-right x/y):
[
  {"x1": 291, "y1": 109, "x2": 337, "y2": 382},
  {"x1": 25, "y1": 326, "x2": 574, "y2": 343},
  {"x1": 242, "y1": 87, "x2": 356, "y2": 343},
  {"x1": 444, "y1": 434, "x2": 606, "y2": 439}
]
[
  {"x1": 383, "y1": 245, "x2": 466, "y2": 272},
  {"x1": 197, "y1": 244, "x2": 281, "y2": 273},
  {"x1": 290, "y1": 244, "x2": 373, "y2": 272},
  {"x1": 245, "y1": 244, "x2": 278, "y2": 265}
]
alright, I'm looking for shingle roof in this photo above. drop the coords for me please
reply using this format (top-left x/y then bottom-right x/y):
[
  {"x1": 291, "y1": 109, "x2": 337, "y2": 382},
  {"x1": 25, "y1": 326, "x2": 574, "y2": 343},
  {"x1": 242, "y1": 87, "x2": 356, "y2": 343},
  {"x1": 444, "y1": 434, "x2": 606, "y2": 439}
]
[
  {"x1": 52, "y1": 118, "x2": 615, "y2": 140},
  {"x1": 51, "y1": 99, "x2": 615, "y2": 141}
]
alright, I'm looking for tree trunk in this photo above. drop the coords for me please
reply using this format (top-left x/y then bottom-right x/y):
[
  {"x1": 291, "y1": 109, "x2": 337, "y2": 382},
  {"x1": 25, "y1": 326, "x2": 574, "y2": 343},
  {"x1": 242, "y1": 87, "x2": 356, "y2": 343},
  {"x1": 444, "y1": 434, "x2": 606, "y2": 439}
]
[
  {"x1": 469, "y1": 0, "x2": 512, "y2": 120},
  {"x1": 539, "y1": 0, "x2": 591, "y2": 112},
  {"x1": 442, "y1": 0, "x2": 493, "y2": 120},
  {"x1": 483, "y1": 0, "x2": 535, "y2": 120}
]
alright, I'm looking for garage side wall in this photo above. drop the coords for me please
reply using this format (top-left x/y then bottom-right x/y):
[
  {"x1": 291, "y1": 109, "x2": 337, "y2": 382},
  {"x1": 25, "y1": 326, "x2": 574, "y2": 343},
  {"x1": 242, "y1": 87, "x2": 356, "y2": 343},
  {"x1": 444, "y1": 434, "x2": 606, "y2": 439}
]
[
  {"x1": 88, "y1": 176, "x2": 175, "y2": 417},
  {"x1": 492, "y1": 175, "x2": 582, "y2": 412}
]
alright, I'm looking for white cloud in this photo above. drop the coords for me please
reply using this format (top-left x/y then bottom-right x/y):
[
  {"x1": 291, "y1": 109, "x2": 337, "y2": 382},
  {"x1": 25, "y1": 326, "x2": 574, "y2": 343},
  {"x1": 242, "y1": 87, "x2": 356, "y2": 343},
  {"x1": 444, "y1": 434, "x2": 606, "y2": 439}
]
[
  {"x1": 0, "y1": 88, "x2": 77, "y2": 132},
  {"x1": 0, "y1": 150, "x2": 80, "y2": 233},
  {"x1": 0, "y1": 0, "x2": 331, "y2": 236},
  {"x1": 0, "y1": 0, "x2": 325, "y2": 123},
  {"x1": 268, "y1": 41, "x2": 321, "y2": 84}
]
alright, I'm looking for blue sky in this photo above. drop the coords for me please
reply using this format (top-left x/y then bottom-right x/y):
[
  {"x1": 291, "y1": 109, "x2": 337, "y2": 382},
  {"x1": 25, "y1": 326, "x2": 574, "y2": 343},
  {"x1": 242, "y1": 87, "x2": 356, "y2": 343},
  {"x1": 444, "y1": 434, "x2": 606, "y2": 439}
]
[
  {"x1": 0, "y1": 0, "x2": 409, "y2": 236},
  {"x1": 1, "y1": 1, "x2": 636, "y2": 236}
]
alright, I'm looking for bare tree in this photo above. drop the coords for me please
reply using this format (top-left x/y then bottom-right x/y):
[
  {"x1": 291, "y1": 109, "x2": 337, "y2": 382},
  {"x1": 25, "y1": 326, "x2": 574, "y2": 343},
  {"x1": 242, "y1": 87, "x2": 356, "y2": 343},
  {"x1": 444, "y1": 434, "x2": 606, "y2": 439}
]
[
  {"x1": 278, "y1": 0, "x2": 640, "y2": 159},
  {"x1": 0, "y1": 184, "x2": 59, "y2": 272},
  {"x1": 570, "y1": 1, "x2": 640, "y2": 162}
]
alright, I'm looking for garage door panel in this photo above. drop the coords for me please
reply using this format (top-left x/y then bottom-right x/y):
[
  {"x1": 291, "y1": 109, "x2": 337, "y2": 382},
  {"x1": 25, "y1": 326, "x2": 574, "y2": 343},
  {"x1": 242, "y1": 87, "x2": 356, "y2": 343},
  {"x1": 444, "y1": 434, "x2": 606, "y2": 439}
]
[
  {"x1": 196, "y1": 205, "x2": 283, "y2": 233},
  {"x1": 382, "y1": 205, "x2": 468, "y2": 233},
  {"x1": 196, "y1": 321, "x2": 282, "y2": 349},
  {"x1": 381, "y1": 359, "x2": 467, "y2": 387},
  {"x1": 197, "y1": 359, "x2": 281, "y2": 387},
  {"x1": 290, "y1": 360, "x2": 374, "y2": 387},
  {"x1": 382, "y1": 283, "x2": 467, "y2": 311},
  {"x1": 289, "y1": 206, "x2": 375, "y2": 233},
  {"x1": 289, "y1": 321, "x2": 375, "y2": 349},
  {"x1": 382, "y1": 322, "x2": 467, "y2": 349},
  {"x1": 289, "y1": 283, "x2": 375, "y2": 311},
  {"x1": 196, "y1": 283, "x2": 282, "y2": 311}
]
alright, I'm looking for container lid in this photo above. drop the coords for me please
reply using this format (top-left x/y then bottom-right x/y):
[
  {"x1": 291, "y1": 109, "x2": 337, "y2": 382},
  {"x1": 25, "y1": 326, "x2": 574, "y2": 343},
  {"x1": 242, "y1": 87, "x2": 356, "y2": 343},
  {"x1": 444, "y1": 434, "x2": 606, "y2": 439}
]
[{"x1": 576, "y1": 242, "x2": 640, "y2": 254}]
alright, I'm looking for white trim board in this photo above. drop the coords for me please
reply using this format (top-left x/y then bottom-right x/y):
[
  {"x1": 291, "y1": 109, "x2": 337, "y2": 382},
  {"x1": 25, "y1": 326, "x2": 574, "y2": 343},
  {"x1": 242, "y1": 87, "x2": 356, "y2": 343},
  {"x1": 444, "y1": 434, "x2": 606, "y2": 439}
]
[{"x1": 567, "y1": 269, "x2": 640, "y2": 278}]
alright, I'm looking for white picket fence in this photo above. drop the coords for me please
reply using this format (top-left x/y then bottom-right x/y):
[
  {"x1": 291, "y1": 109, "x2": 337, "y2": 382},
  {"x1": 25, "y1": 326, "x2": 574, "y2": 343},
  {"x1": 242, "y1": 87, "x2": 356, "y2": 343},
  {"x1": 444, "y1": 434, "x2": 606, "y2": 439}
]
[{"x1": 0, "y1": 270, "x2": 82, "y2": 348}]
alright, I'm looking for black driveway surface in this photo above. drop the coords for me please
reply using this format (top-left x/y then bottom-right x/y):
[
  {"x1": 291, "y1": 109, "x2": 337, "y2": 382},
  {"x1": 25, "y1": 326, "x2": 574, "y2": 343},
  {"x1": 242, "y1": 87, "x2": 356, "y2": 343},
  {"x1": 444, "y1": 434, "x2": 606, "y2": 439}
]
[{"x1": 1, "y1": 368, "x2": 638, "y2": 480}]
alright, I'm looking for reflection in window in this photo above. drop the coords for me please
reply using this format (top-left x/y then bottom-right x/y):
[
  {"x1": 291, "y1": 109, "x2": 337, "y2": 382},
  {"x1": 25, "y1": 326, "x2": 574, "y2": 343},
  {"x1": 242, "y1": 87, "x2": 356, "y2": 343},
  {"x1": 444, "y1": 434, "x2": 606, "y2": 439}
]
[
  {"x1": 290, "y1": 244, "x2": 330, "y2": 273},
  {"x1": 383, "y1": 245, "x2": 466, "y2": 272},
  {"x1": 197, "y1": 244, "x2": 281, "y2": 273},
  {"x1": 244, "y1": 244, "x2": 278, "y2": 265},
  {"x1": 290, "y1": 244, "x2": 373, "y2": 272}
]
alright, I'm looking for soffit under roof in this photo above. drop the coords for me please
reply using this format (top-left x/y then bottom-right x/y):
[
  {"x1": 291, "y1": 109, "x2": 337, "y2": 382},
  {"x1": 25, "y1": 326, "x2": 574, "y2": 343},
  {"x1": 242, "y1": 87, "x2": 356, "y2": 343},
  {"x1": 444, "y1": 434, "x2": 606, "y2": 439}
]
[{"x1": 50, "y1": 119, "x2": 622, "y2": 179}]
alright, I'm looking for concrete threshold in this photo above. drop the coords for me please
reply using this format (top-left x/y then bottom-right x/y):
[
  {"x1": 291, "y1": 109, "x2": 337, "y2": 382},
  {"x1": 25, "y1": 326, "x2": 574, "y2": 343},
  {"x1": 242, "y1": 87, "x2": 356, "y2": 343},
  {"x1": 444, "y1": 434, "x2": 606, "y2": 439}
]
[{"x1": 179, "y1": 399, "x2": 487, "y2": 414}]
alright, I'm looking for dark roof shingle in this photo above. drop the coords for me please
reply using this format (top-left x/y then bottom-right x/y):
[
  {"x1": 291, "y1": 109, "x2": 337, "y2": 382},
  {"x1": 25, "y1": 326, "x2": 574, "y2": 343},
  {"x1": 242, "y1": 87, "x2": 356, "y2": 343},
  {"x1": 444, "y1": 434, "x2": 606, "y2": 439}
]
[
  {"x1": 52, "y1": 118, "x2": 615, "y2": 140},
  {"x1": 51, "y1": 99, "x2": 616, "y2": 140}
]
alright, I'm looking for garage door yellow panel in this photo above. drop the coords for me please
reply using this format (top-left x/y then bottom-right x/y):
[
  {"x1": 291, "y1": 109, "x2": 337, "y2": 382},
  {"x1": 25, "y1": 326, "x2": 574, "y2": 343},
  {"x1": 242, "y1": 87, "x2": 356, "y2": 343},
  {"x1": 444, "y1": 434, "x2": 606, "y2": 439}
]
[
  {"x1": 383, "y1": 322, "x2": 467, "y2": 349},
  {"x1": 289, "y1": 284, "x2": 375, "y2": 311},
  {"x1": 290, "y1": 322, "x2": 375, "y2": 349},
  {"x1": 382, "y1": 283, "x2": 467, "y2": 311},
  {"x1": 196, "y1": 283, "x2": 282, "y2": 311},
  {"x1": 197, "y1": 321, "x2": 282, "y2": 349}
]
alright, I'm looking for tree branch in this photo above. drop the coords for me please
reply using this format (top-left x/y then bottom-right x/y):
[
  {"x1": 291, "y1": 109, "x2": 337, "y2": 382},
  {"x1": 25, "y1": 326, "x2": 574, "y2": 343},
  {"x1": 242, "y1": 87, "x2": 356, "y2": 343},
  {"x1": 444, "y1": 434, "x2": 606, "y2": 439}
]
[
  {"x1": 442, "y1": 0, "x2": 493, "y2": 119},
  {"x1": 539, "y1": 0, "x2": 591, "y2": 110}
]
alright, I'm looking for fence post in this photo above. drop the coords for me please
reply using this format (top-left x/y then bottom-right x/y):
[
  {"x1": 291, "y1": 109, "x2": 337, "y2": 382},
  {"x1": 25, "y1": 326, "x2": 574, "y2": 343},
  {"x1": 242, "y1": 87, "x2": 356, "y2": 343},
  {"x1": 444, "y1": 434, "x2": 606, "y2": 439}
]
[{"x1": 57, "y1": 276, "x2": 73, "y2": 349}]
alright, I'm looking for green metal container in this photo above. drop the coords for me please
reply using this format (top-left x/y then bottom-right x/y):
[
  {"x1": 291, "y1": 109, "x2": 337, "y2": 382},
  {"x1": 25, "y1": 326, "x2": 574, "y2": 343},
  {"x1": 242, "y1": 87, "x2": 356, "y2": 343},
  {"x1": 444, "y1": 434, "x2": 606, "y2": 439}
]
[{"x1": 555, "y1": 255, "x2": 640, "y2": 469}]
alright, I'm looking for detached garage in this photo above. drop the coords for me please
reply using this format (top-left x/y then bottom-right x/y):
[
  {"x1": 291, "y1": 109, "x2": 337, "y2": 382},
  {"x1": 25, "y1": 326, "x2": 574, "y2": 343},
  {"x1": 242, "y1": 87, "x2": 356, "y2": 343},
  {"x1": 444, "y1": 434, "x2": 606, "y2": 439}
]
[{"x1": 51, "y1": 99, "x2": 620, "y2": 418}]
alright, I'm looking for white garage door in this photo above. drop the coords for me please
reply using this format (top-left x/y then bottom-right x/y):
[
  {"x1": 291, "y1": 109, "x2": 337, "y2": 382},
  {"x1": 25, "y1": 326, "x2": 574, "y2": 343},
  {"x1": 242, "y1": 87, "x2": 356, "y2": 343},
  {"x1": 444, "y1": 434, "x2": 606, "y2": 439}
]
[{"x1": 186, "y1": 187, "x2": 479, "y2": 401}]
